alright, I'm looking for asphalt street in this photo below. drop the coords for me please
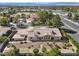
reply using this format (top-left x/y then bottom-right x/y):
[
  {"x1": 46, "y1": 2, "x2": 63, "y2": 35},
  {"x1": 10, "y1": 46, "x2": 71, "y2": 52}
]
[{"x1": 60, "y1": 15, "x2": 79, "y2": 43}]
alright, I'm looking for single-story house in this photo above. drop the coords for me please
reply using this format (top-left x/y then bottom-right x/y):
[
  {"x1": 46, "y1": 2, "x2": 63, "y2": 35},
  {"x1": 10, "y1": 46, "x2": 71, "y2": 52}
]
[
  {"x1": 27, "y1": 26, "x2": 62, "y2": 41},
  {"x1": 12, "y1": 26, "x2": 62, "y2": 41}
]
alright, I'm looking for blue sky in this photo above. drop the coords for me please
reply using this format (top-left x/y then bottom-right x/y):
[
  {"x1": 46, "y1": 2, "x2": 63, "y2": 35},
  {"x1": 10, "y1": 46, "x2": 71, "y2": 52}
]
[{"x1": 0, "y1": 2, "x2": 79, "y2": 6}]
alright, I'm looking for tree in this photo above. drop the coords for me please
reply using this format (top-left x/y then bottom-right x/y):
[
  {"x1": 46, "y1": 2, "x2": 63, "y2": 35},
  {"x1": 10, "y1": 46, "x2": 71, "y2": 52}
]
[
  {"x1": 0, "y1": 36, "x2": 7, "y2": 43},
  {"x1": 4, "y1": 49, "x2": 19, "y2": 56},
  {"x1": 2, "y1": 13, "x2": 7, "y2": 17},
  {"x1": 16, "y1": 15, "x2": 20, "y2": 19},
  {"x1": 73, "y1": 14, "x2": 79, "y2": 21},
  {"x1": 48, "y1": 10, "x2": 53, "y2": 20},
  {"x1": 0, "y1": 17, "x2": 9, "y2": 26},
  {"x1": 76, "y1": 43, "x2": 79, "y2": 54},
  {"x1": 36, "y1": 10, "x2": 54, "y2": 25},
  {"x1": 12, "y1": 17, "x2": 18, "y2": 23},
  {"x1": 4, "y1": 45, "x2": 20, "y2": 56},
  {"x1": 64, "y1": 8, "x2": 70, "y2": 12},
  {"x1": 26, "y1": 14, "x2": 30, "y2": 19},
  {"x1": 47, "y1": 48, "x2": 60, "y2": 56},
  {"x1": 5, "y1": 49, "x2": 16, "y2": 56},
  {"x1": 48, "y1": 15, "x2": 60, "y2": 27},
  {"x1": 67, "y1": 12, "x2": 72, "y2": 19},
  {"x1": 33, "y1": 48, "x2": 40, "y2": 56},
  {"x1": 9, "y1": 8, "x2": 16, "y2": 15},
  {"x1": 21, "y1": 14, "x2": 26, "y2": 19},
  {"x1": 33, "y1": 10, "x2": 60, "y2": 27},
  {"x1": 42, "y1": 47, "x2": 47, "y2": 53},
  {"x1": 41, "y1": 47, "x2": 48, "y2": 56},
  {"x1": 3, "y1": 30, "x2": 12, "y2": 37},
  {"x1": 14, "y1": 48, "x2": 19, "y2": 55},
  {"x1": 37, "y1": 10, "x2": 48, "y2": 24},
  {"x1": 12, "y1": 15, "x2": 20, "y2": 23},
  {"x1": 33, "y1": 48, "x2": 39, "y2": 54}
]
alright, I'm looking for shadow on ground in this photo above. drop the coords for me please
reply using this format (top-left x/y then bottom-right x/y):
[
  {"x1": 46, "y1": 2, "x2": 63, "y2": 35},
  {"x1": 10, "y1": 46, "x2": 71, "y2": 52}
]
[{"x1": 61, "y1": 28, "x2": 77, "y2": 34}]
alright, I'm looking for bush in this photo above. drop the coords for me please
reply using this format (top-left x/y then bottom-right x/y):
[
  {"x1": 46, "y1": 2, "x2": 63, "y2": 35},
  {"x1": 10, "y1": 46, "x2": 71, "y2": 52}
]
[
  {"x1": 24, "y1": 41, "x2": 27, "y2": 44},
  {"x1": 33, "y1": 48, "x2": 40, "y2": 56},
  {"x1": 0, "y1": 36, "x2": 7, "y2": 43},
  {"x1": 20, "y1": 41, "x2": 23, "y2": 44},
  {"x1": 55, "y1": 44, "x2": 61, "y2": 49},
  {"x1": 3, "y1": 30, "x2": 12, "y2": 37},
  {"x1": 42, "y1": 47, "x2": 47, "y2": 52},
  {"x1": 48, "y1": 48, "x2": 60, "y2": 56},
  {"x1": 33, "y1": 48, "x2": 39, "y2": 53},
  {"x1": 60, "y1": 29, "x2": 79, "y2": 54}
]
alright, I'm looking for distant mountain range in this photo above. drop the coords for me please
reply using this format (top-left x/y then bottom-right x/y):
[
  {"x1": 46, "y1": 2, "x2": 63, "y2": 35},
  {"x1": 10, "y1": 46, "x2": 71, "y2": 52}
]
[{"x1": 0, "y1": 2, "x2": 79, "y2": 6}]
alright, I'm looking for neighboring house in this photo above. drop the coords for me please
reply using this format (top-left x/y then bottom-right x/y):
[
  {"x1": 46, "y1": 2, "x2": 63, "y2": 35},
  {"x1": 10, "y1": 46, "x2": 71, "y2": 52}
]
[
  {"x1": 30, "y1": 13, "x2": 38, "y2": 19},
  {"x1": 17, "y1": 19, "x2": 28, "y2": 28},
  {"x1": 17, "y1": 18, "x2": 35, "y2": 28},
  {"x1": 26, "y1": 18, "x2": 35, "y2": 24},
  {"x1": 16, "y1": 13, "x2": 38, "y2": 28}
]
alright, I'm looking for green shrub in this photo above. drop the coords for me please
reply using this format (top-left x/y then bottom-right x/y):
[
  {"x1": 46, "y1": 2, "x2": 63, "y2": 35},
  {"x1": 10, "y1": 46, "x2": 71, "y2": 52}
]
[
  {"x1": 0, "y1": 36, "x2": 7, "y2": 43},
  {"x1": 60, "y1": 29, "x2": 79, "y2": 54},
  {"x1": 47, "y1": 48, "x2": 60, "y2": 56}
]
